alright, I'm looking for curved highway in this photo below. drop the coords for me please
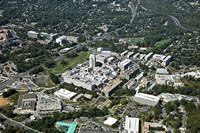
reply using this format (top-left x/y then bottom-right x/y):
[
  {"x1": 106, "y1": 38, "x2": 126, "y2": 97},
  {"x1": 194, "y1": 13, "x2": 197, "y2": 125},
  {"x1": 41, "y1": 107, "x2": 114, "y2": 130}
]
[{"x1": 169, "y1": 15, "x2": 187, "y2": 30}]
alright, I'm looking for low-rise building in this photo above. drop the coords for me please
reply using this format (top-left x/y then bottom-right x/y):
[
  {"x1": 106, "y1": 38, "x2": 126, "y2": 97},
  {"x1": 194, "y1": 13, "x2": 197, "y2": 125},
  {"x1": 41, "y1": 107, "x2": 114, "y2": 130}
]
[
  {"x1": 158, "y1": 93, "x2": 177, "y2": 103},
  {"x1": 54, "y1": 89, "x2": 77, "y2": 100},
  {"x1": 144, "y1": 122, "x2": 163, "y2": 132},
  {"x1": 84, "y1": 94, "x2": 93, "y2": 99},
  {"x1": 73, "y1": 94, "x2": 84, "y2": 102},
  {"x1": 56, "y1": 36, "x2": 67, "y2": 46},
  {"x1": 124, "y1": 116, "x2": 140, "y2": 133},
  {"x1": 103, "y1": 117, "x2": 117, "y2": 126},
  {"x1": 37, "y1": 93, "x2": 62, "y2": 113},
  {"x1": 133, "y1": 93, "x2": 160, "y2": 106},
  {"x1": 155, "y1": 74, "x2": 184, "y2": 87},
  {"x1": 14, "y1": 92, "x2": 37, "y2": 114},
  {"x1": 66, "y1": 36, "x2": 79, "y2": 42},
  {"x1": 27, "y1": 31, "x2": 38, "y2": 38},
  {"x1": 156, "y1": 68, "x2": 169, "y2": 74}
]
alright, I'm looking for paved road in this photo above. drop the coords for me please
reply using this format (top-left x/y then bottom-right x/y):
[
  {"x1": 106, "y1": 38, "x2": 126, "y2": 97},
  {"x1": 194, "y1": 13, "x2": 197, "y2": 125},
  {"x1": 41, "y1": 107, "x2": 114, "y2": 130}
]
[
  {"x1": 91, "y1": 120, "x2": 119, "y2": 132},
  {"x1": 181, "y1": 112, "x2": 186, "y2": 128},
  {"x1": 0, "y1": 113, "x2": 41, "y2": 133},
  {"x1": 169, "y1": 15, "x2": 187, "y2": 30}
]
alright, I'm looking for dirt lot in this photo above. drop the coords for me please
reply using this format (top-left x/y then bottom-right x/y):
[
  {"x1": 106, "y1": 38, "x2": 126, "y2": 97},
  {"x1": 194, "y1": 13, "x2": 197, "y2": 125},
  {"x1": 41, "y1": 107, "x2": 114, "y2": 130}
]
[{"x1": 0, "y1": 96, "x2": 13, "y2": 107}]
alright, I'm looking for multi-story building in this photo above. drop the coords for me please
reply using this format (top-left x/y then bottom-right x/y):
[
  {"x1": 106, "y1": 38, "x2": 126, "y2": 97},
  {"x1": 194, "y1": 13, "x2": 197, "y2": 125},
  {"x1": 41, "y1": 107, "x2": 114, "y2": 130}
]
[
  {"x1": 144, "y1": 52, "x2": 153, "y2": 61},
  {"x1": 162, "y1": 55, "x2": 172, "y2": 66},
  {"x1": 89, "y1": 54, "x2": 96, "y2": 68},
  {"x1": 118, "y1": 59, "x2": 133, "y2": 70},
  {"x1": 102, "y1": 80, "x2": 123, "y2": 97}
]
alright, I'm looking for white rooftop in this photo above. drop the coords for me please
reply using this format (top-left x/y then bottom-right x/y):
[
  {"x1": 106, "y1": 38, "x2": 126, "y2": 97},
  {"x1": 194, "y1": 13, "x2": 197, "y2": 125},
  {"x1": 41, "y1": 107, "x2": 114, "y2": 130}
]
[
  {"x1": 103, "y1": 117, "x2": 117, "y2": 126},
  {"x1": 156, "y1": 68, "x2": 169, "y2": 74},
  {"x1": 153, "y1": 54, "x2": 166, "y2": 60},
  {"x1": 119, "y1": 59, "x2": 132, "y2": 66},
  {"x1": 124, "y1": 116, "x2": 139, "y2": 133},
  {"x1": 54, "y1": 89, "x2": 76, "y2": 99},
  {"x1": 134, "y1": 93, "x2": 159, "y2": 102}
]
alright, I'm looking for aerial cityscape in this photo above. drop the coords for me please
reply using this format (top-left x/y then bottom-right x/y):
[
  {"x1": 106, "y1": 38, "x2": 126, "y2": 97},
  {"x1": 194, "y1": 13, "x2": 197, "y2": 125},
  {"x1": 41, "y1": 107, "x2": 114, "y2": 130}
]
[{"x1": 0, "y1": 0, "x2": 199, "y2": 133}]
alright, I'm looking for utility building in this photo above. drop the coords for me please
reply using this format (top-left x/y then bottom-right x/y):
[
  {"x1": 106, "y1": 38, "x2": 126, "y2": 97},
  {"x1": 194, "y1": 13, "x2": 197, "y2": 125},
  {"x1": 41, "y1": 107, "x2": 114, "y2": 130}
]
[
  {"x1": 133, "y1": 93, "x2": 160, "y2": 106},
  {"x1": 124, "y1": 116, "x2": 140, "y2": 133}
]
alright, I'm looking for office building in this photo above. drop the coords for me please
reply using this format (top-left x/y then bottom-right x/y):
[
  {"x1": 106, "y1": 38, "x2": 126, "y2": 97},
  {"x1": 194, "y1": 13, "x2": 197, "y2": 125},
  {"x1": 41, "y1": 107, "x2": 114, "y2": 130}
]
[
  {"x1": 144, "y1": 52, "x2": 153, "y2": 61},
  {"x1": 152, "y1": 54, "x2": 166, "y2": 61},
  {"x1": 102, "y1": 80, "x2": 122, "y2": 97},
  {"x1": 95, "y1": 54, "x2": 110, "y2": 64},
  {"x1": 118, "y1": 59, "x2": 133, "y2": 70},
  {"x1": 127, "y1": 52, "x2": 134, "y2": 58},
  {"x1": 162, "y1": 56, "x2": 172, "y2": 66},
  {"x1": 120, "y1": 50, "x2": 128, "y2": 56},
  {"x1": 122, "y1": 67, "x2": 139, "y2": 80},
  {"x1": 133, "y1": 53, "x2": 140, "y2": 59},
  {"x1": 135, "y1": 72, "x2": 144, "y2": 81}
]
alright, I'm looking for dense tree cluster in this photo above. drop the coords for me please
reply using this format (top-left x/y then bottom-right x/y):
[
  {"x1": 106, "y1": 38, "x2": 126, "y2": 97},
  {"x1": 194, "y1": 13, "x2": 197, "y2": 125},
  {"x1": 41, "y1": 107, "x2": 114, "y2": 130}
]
[
  {"x1": 59, "y1": 83, "x2": 97, "y2": 98},
  {"x1": 44, "y1": 60, "x2": 56, "y2": 68},
  {"x1": 2, "y1": 89, "x2": 17, "y2": 98},
  {"x1": 50, "y1": 73, "x2": 60, "y2": 84},
  {"x1": 26, "y1": 107, "x2": 108, "y2": 132},
  {"x1": 0, "y1": 43, "x2": 58, "y2": 72},
  {"x1": 66, "y1": 52, "x2": 78, "y2": 58},
  {"x1": 30, "y1": 66, "x2": 44, "y2": 74}
]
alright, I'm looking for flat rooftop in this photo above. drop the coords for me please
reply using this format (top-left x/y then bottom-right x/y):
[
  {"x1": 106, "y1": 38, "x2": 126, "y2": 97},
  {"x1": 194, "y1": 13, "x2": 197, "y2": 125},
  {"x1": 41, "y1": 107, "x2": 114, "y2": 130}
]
[
  {"x1": 56, "y1": 122, "x2": 77, "y2": 133},
  {"x1": 134, "y1": 93, "x2": 159, "y2": 102},
  {"x1": 125, "y1": 117, "x2": 139, "y2": 132}
]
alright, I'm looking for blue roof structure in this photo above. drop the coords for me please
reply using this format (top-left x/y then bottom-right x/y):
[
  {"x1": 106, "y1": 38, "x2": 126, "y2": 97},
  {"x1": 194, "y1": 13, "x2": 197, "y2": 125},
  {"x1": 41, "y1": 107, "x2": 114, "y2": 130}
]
[{"x1": 56, "y1": 121, "x2": 77, "y2": 133}]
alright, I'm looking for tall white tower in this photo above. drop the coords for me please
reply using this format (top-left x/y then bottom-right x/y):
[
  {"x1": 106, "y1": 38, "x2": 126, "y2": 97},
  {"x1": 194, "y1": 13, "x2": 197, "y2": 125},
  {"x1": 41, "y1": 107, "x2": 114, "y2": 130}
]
[{"x1": 89, "y1": 54, "x2": 96, "y2": 68}]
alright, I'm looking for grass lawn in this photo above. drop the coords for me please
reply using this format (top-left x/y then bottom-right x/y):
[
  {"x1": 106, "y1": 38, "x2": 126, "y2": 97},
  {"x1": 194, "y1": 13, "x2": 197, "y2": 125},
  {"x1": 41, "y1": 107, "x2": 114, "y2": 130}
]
[
  {"x1": 130, "y1": 38, "x2": 144, "y2": 44},
  {"x1": 34, "y1": 77, "x2": 55, "y2": 88},
  {"x1": 13, "y1": 114, "x2": 31, "y2": 122},
  {"x1": 155, "y1": 40, "x2": 170, "y2": 48},
  {"x1": 39, "y1": 51, "x2": 91, "y2": 75},
  {"x1": 34, "y1": 78, "x2": 46, "y2": 87}
]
